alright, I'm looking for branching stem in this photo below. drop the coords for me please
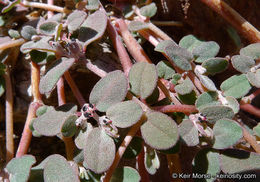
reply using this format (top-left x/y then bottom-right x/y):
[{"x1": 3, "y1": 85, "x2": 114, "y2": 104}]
[{"x1": 22, "y1": 0, "x2": 67, "y2": 13}]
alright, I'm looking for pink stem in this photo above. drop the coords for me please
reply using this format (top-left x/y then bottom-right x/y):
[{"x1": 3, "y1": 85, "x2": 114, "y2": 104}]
[
  {"x1": 153, "y1": 105, "x2": 198, "y2": 114},
  {"x1": 240, "y1": 104, "x2": 260, "y2": 118}
]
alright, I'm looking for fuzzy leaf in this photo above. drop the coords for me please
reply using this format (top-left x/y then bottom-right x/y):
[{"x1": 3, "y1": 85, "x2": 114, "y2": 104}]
[
  {"x1": 43, "y1": 154, "x2": 79, "y2": 182},
  {"x1": 144, "y1": 147, "x2": 160, "y2": 175},
  {"x1": 240, "y1": 43, "x2": 260, "y2": 60},
  {"x1": 33, "y1": 104, "x2": 77, "y2": 136},
  {"x1": 253, "y1": 123, "x2": 260, "y2": 138},
  {"x1": 106, "y1": 101, "x2": 143, "y2": 128},
  {"x1": 141, "y1": 112, "x2": 179, "y2": 150},
  {"x1": 128, "y1": 21, "x2": 149, "y2": 32},
  {"x1": 231, "y1": 55, "x2": 255, "y2": 73},
  {"x1": 123, "y1": 137, "x2": 143, "y2": 159},
  {"x1": 202, "y1": 58, "x2": 228, "y2": 75},
  {"x1": 192, "y1": 41, "x2": 220, "y2": 63},
  {"x1": 84, "y1": 128, "x2": 115, "y2": 173},
  {"x1": 179, "y1": 34, "x2": 203, "y2": 52},
  {"x1": 192, "y1": 148, "x2": 220, "y2": 182},
  {"x1": 39, "y1": 21, "x2": 58, "y2": 36},
  {"x1": 179, "y1": 119, "x2": 199, "y2": 146},
  {"x1": 178, "y1": 90, "x2": 197, "y2": 105},
  {"x1": 200, "y1": 105, "x2": 234, "y2": 124},
  {"x1": 220, "y1": 149, "x2": 260, "y2": 173},
  {"x1": 198, "y1": 74, "x2": 217, "y2": 91},
  {"x1": 39, "y1": 58, "x2": 75, "y2": 96},
  {"x1": 226, "y1": 96, "x2": 240, "y2": 114},
  {"x1": 21, "y1": 26, "x2": 37, "y2": 40},
  {"x1": 79, "y1": 10, "x2": 107, "y2": 49},
  {"x1": 154, "y1": 40, "x2": 177, "y2": 52},
  {"x1": 175, "y1": 78, "x2": 194, "y2": 95},
  {"x1": 89, "y1": 70, "x2": 128, "y2": 112},
  {"x1": 86, "y1": 0, "x2": 100, "y2": 10},
  {"x1": 8, "y1": 29, "x2": 21, "y2": 39},
  {"x1": 195, "y1": 91, "x2": 219, "y2": 111},
  {"x1": 61, "y1": 115, "x2": 78, "y2": 137},
  {"x1": 75, "y1": 128, "x2": 88, "y2": 150},
  {"x1": 20, "y1": 37, "x2": 55, "y2": 53},
  {"x1": 213, "y1": 119, "x2": 243, "y2": 149},
  {"x1": 6, "y1": 155, "x2": 36, "y2": 182},
  {"x1": 66, "y1": 10, "x2": 87, "y2": 33},
  {"x1": 247, "y1": 69, "x2": 260, "y2": 88},
  {"x1": 129, "y1": 62, "x2": 158, "y2": 99},
  {"x1": 110, "y1": 167, "x2": 140, "y2": 182},
  {"x1": 140, "y1": 3, "x2": 157, "y2": 18},
  {"x1": 156, "y1": 61, "x2": 175, "y2": 79},
  {"x1": 220, "y1": 74, "x2": 251, "y2": 98}
]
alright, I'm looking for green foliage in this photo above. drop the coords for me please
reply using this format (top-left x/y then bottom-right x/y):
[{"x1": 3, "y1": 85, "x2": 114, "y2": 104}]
[
  {"x1": 175, "y1": 78, "x2": 194, "y2": 95},
  {"x1": 240, "y1": 43, "x2": 260, "y2": 60},
  {"x1": 253, "y1": 123, "x2": 260, "y2": 138},
  {"x1": 21, "y1": 26, "x2": 37, "y2": 40},
  {"x1": 202, "y1": 58, "x2": 228, "y2": 75},
  {"x1": 110, "y1": 167, "x2": 140, "y2": 182},
  {"x1": 1, "y1": 0, "x2": 21, "y2": 13},
  {"x1": 61, "y1": 115, "x2": 78, "y2": 137},
  {"x1": 140, "y1": 3, "x2": 157, "y2": 18},
  {"x1": 156, "y1": 61, "x2": 175, "y2": 79},
  {"x1": 231, "y1": 55, "x2": 255, "y2": 73},
  {"x1": 247, "y1": 69, "x2": 260, "y2": 88},
  {"x1": 144, "y1": 147, "x2": 160, "y2": 175},
  {"x1": 66, "y1": 10, "x2": 87, "y2": 33},
  {"x1": 179, "y1": 119, "x2": 199, "y2": 146},
  {"x1": 39, "y1": 21, "x2": 58, "y2": 36},
  {"x1": 195, "y1": 91, "x2": 219, "y2": 111}
]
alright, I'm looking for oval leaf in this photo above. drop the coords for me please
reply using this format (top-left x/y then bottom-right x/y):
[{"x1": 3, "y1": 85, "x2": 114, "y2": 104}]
[
  {"x1": 129, "y1": 62, "x2": 158, "y2": 99},
  {"x1": 179, "y1": 34, "x2": 203, "y2": 52},
  {"x1": 61, "y1": 115, "x2": 78, "y2": 137},
  {"x1": 226, "y1": 96, "x2": 240, "y2": 114},
  {"x1": 247, "y1": 69, "x2": 260, "y2": 88},
  {"x1": 156, "y1": 61, "x2": 175, "y2": 79},
  {"x1": 89, "y1": 70, "x2": 128, "y2": 112},
  {"x1": 110, "y1": 167, "x2": 141, "y2": 182},
  {"x1": 213, "y1": 119, "x2": 243, "y2": 149},
  {"x1": 140, "y1": 3, "x2": 157, "y2": 18},
  {"x1": 84, "y1": 128, "x2": 115, "y2": 173},
  {"x1": 231, "y1": 55, "x2": 255, "y2": 73},
  {"x1": 192, "y1": 41, "x2": 220, "y2": 63},
  {"x1": 67, "y1": 10, "x2": 87, "y2": 33},
  {"x1": 240, "y1": 43, "x2": 260, "y2": 60},
  {"x1": 154, "y1": 40, "x2": 177, "y2": 52},
  {"x1": 106, "y1": 101, "x2": 143, "y2": 128},
  {"x1": 195, "y1": 91, "x2": 219, "y2": 111},
  {"x1": 202, "y1": 57, "x2": 228, "y2": 75},
  {"x1": 141, "y1": 112, "x2": 179, "y2": 150},
  {"x1": 253, "y1": 123, "x2": 260, "y2": 138},
  {"x1": 39, "y1": 21, "x2": 58, "y2": 36},
  {"x1": 21, "y1": 25, "x2": 37, "y2": 40},
  {"x1": 198, "y1": 74, "x2": 217, "y2": 91},
  {"x1": 144, "y1": 146, "x2": 160, "y2": 175},
  {"x1": 175, "y1": 78, "x2": 194, "y2": 95},
  {"x1": 179, "y1": 119, "x2": 199, "y2": 146}
]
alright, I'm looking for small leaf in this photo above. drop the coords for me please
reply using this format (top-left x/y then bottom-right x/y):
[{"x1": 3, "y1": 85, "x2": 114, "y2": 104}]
[
  {"x1": 128, "y1": 21, "x2": 149, "y2": 32},
  {"x1": 85, "y1": 0, "x2": 100, "y2": 10},
  {"x1": 144, "y1": 146, "x2": 160, "y2": 175},
  {"x1": 129, "y1": 62, "x2": 158, "y2": 99},
  {"x1": 225, "y1": 96, "x2": 240, "y2": 114},
  {"x1": 79, "y1": 10, "x2": 107, "y2": 49},
  {"x1": 247, "y1": 69, "x2": 260, "y2": 88},
  {"x1": 231, "y1": 55, "x2": 255, "y2": 73},
  {"x1": 43, "y1": 154, "x2": 80, "y2": 182},
  {"x1": 197, "y1": 74, "x2": 217, "y2": 91},
  {"x1": 89, "y1": 70, "x2": 128, "y2": 112},
  {"x1": 21, "y1": 25, "x2": 37, "y2": 40},
  {"x1": 179, "y1": 34, "x2": 203, "y2": 52},
  {"x1": 154, "y1": 40, "x2": 177, "y2": 52},
  {"x1": 20, "y1": 37, "x2": 55, "y2": 53},
  {"x1": 179, "y1": 119, "x2": 199, "y2": 146},
  {"x1": 6, "y1": 155, "x2": 36, "y2": 182},
  {"x1": 140, "y1": 3, "x2": 157, "y2": 18},
  {"x1": 110, "y1": 167, "x2": 140, "y2": 182},
  {"x1": 195, "y1": 91, "x2": 219, "y2": 111},
  {"x1": 84, "y1": 128, "x2": 115, "y2": 173},
  {"x1": 171, "y1": 73, "x2": 181, "y2": 85},
  {"x1": 106, "y1": 101, "x2": 143, "y2": 128},
  {"x1": 202, "y1": 58, "x2": 228, "y2": 75},
  {"x1": 33, "y1": 104, "x2": 77, "y2": 136},
  {"x1": 8, "y1": 29, "x2": 21, "y2": 39},
  {"x1": 123, "y1": 137, "x2": 143, "y2": 159},
  {"x1": 141, "y1": 112, "x2": 179, "y2": 150},
  {"x1": 36, "y1": 105, "x2": 48, "y2": 117},
  {"x1": 39, "y1": 58, "x2": 75, "y2": 96},
  {"x1": 240, "y1": 43, "x2": 260, "y2": 60},
  {"x1": 253, "y1": 123, "x2": 260, "y2": 138},
  {"x1": 39, "y1": 21, "x2": 58, "y2": 36},
  {"x1": 75, "y1": 128, "x2": 89, "y2": 150},
  {"x1": 201, "y1": 105, "x2": 234, "y2": 124},
  {"x1": 1, "y1": 0, "x2": 21, "y2": 13},
  {"x1": 220, "y1": 149, "x2": 260, "y2": 173},
  {"x1": 178, "y1": 90, "x2": 197, "y2": 105},
  {"x1": 0, "y1": 76, "x2": 5, "y2": 97},
  {"x1": 192, "y1": 41, "x2": 220, "y2": 63},
  {"x1": 213, "y1": 119, "x2": 243, "y2": 149},
  {"x1": 29, "y1": 50, "x2": 47, "y2": 64},
  {"x1": 220, "y1": 74, "x2": 251, "y2": 98},
  {"x1": 175, "y1": 78, "x2": 194, "y2": 95},
  {"x1": 61, "y1": 115, "x2": 78, "y2": 137},
  {"x1": 156, "y1": 61, "x2": 175, "y2": 79},
  {"x1": 192, "y1": 148, "x2": 220, "y2": 182},
  {"x1": 66, "y1": 10, "x2": 87, "y2": 33}
]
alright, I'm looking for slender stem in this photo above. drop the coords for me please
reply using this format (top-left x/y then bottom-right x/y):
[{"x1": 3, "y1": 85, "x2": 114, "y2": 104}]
[
  {"x1": 147, "y1": 22, "x2": 172, "y2": 41},
  {"x1": 137, "y1": 145, "x2": 150, "y2": 182},
  {"x1": 47, "y1": 0, "x2": 54, "y2": 18},
  {"x1": 86, "y1": 61, "x2": 107, "y2": 78},
  {"x1": 57, "y1": 78, "x2": 66, "y2": 105},
  {"x1": 4, "y1": 67, "x2": 14, "y2": 162},
  {"x1": 151, "y1": 20, "x2": 183, "y2": 27},
  {"x1": 200, "y1": 0, "x2": 260, "y2": 43},
  {"x1": 241, "y1": 125, "x2": 260, "y2": 154},
  {"x1": 153, "y1": 104, "x2": 198, "y2": 114},
  {"x1": 240, "y1": 104, "x2": 260, "y2": 118},
  {"x1": 22, "y1": 1, "x2": 67, "y2": 13},
  {"x1": 0, "y1": 38, "x2": 25, "y2": 51},
  {"x1": 31, "y1": 62, "x2": 41, "y2": 102}
]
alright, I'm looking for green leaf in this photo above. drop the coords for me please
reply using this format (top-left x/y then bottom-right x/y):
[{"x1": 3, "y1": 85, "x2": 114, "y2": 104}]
[
  {"x1": 231, "y1": 55, "x2": 255, "y2": 73},
  {"x1": 140, "y1": 3, "x2": 157, "y2": 18},
  {"x1": 33, "y1": 104, "x2": 77, "y2": 136},
  {"x1": 75, "y1": 128, "x2": 88, "y2": 150},
  {"x1": 123, "y1": 137, "x2": 143, "y2": 159},
  {"x1": 39, "y1": 58, "x2": 75, "y2": 97},
  {"x1": 39, "y1": 21, "x2": 58, "y2": 36},
  {"x1": 179, "y1": 34, "x2": 203, "y2": 52},
  {"x1": 36, "y1": 105, "x2": 48, "y2": 117},
  {"x1": 61, "y1": 115, "x2": 78, "y2": 137},
  {"x1": 240, "y1": 43, "x2": 260, "y2": 60},
  {"x1": 89, "y1": 70, "x2": 128, "y2": 112},
  {"x1": 225, "y1": 96, "x2": 240, "y2": 114},
  {"x1": 171, "y1": 73, "x2": 181, "y2": 85},
  {"x1": 200, "y1": 105, "x2": 234, "y2": 124},
  {"x1": 66, "y1": 10, "x2": 87, "y2": 33},
  {"x1": 179, "y1": 119, "x2": 199, "y2": 146},
  {"x1": 178, "y1": 90, "x2": 197, "y2": 105},
  {"x1": 106, "y1": 101, "x2": 143, "y2": 128},
  {"x1": 220, "y1": 149, "x2": 260, "y2": 173},
  {"x1": 175, "y1": 78, "x2": 194, "y2": 95},
  {"x1": 197, "y1": 74, "x2": 217, "y2": 91},
  {"x1": 0, "y1": 76, "x2": 5, "y2": 97},
  {"x1": 156, "y1": 61, "x2": 175, "y2": 79},
  {"x1": 154, "y1": 40, "x2": 177, "y2": 52},
  {"x1": 43, "y1": 154, "x2": 80, "y2": 182},
  {"x1": 85, "y1": 0, "x2": 100, "y2": 10},
  {"x1": 202, "y1": 58, "x2": 228, "y2": 75},
  {"x1": 79, "y1": 10, "x2": 107, "y2": 49},
  {"x1": 129, "y1": 62, "x2": 158, "y2": 99},
  {"x1": 128, "y1": 21, "x2": 149, "y2": 32},
  {"x1": 1, "y1": 0, "x2": 21, "y2": 13},
  {"x1": 247, "y1": 69, "x2": 260, "y2": 88},
  {"x1": 220, "y1": 74, "x2": 251, "y2": 98},
  {"x1": 21, "y1": 25, "x2": 37, "y2": 40},
  {"x1": 8, "y1": 29, "x2": 21, "y2": 39},
  {"x1": 253, "y1": 123, "x2": 260, "y2": 138},
  {"x1": 195, "y1": 91, "x2": 219, "y2": 111},
  {"x1": 192, "y1": 148, "x2": 220, "y2": 182},
  {"x1": 20, "y1": 37, "x2": 55, "y2": 54},
  {"x1": 141, "y1": 112, "x2": 179, "y2": 150},
  {"x1": 0, "y1": 16, "x2": 5, "y2": 26},
  {"x1": 29, "y1": 50, "x2": 47, "y2": 64},
  {"x1": 144, "y1": 147, "x2": 160, "y2": 175},
  {"x1": 110, "y1": 167, "x2": 140, "y2": 182},
  {"x1": 84, "y1": 128, "x2": 115, "y2": 173},
  {"x1": 192, "y1": 41, "x2": 220, "y2": 63},
  {"x1": 6, "y1": 155, "x2": 36, "y2": 182},
  {"x1": 213, "y1": 119, "x2": 243, "y2": 149}
]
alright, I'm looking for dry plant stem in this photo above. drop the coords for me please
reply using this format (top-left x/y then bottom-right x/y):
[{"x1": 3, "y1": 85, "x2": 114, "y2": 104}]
[
  {"x1": 240, "y1": 104, "x2": 260, "y2": 118},
  {"x1": 241, "y1": 125, "x2": 260, "y2": 154},
  {"x1": 147, "y1": 22, "x2": 172, "y2": 40},
  {"x1": 153, "y1": 104, "x2": 198, "y2": 114},
  {"x1": 0, "y1": 38, "x2": 25, "y2": 51},
  {"x1": 4, "y1": 67, "x2": 14, "y2": 162},
  {"x1": 200, "y1": 0, "x2": 260, "y2": 43},
  {"x1": 31, "y1": 62, "x2": 41, "y2": 102},
  {"x1": 151, "y1": 20, "x2": 183, "y2": 27},
  {"x1": 137, "y1": 146, "x2": 150, "y2": 182},
  {"x1": 22, "y1": 1, "x2": 66, "y2": 13}
]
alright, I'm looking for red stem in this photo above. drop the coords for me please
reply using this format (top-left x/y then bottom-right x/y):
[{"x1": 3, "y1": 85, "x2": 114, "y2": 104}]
[
  {"x1": 240, "y1": 104, "x2": 260, "y2": 118},
  {"x1": 137, "y1": 145, "x2": 150, "y2": 182}
]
